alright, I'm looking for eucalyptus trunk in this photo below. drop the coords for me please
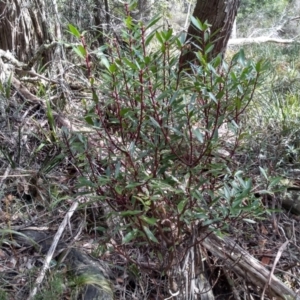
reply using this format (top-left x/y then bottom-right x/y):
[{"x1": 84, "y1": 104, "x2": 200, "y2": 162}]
[{"x1": 183, "y1": 0, "x2": 240, "y2": 62}]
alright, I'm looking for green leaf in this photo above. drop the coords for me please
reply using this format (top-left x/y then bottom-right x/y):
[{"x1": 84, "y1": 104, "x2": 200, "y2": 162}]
[
  {"x1": 140, "y1": 216, "x2": 157, "y2": 225},
  {"x1": 255, "y1": 60, "x2": 266, "y2": 72},
  {"x1": 34, "y1": 143, "x2": 46, "y2": 153},
  {"x1": 92, "y1": 90, "x2": 99, "y2": 104},
  {"x1": 146, "y1": 15, "x2": 161, "y2": 30},
  {"x1": 190, "y1": 16, "x2": 204, "y2": 31},
  {"x1": 129, "y1": 141, "x2": 135, "y2": 156},
  {"x1": 124, "y1": 16, "x2": 133, "y2": 29},
  {"x1": 143, "y1": 226, "x2": 158, "y2": 243},
  {"x1": 123, "y1": 57, "x2": 137, "y2": 70},
  {"x1": 46, "y1": 99, "x2": 55, "y2": 132},
  {"x1": 234, "y1": 170, "x2": 243, "y2": 178},
  {"x1": 156, "y1": 90, "x2": 172, "y2": 101},
  {"x1": 259, "y1": 167, "x2": 268, "y2": 181},
  {"x1": 68, "y1": 24, "x2": 81, "y2": 38},
  {"x1": 84, "y1": 116, "x2": 93, "y2": 125},
  {"x1": 177, "y1": 199, "x2": 187, "y2": 214},
  {"x1": 202, "y1": 219, "x2": 220, "y2": 227},
  {"x1": 207, "y1": 92, "x2": 217, "y2": 103},
  {"x1": 149, "y1": 117, "x2": 161, "y2": 128},
  {"x1": 120, "y1": 108, "x2": 131, "y2": 117},
  {"x1": 145, "y1": 31, "x2": 156, "y2": 46},
  {"x1": 115, "y1": 160, "x2": 121, "y2": 178},
  {"x1": 90, "y1": 77, "x2": 94, "y2": 86},
  {"x1": 100, "y1": 56, "x2": 110, "y2": 70},
  {"x1": 192, "y1": 128, "x2": 203, "y2": 143},
  {"x1": 144, "y1": 56, "x2": 151, "y2": 65},
  {"x1": 120, "y1": 210, "x2": 142, "y2": 217},
  {"x1": 204, "y1": 31, "x2": 210, "y2": 43},
  {"x1": 155, "y1": 31, "x2": 163, "y2": 44},
  {"x1": 233, "y1": 49, "x2": 246, "y2": 66},
  {"x1": 268, "y1": 176, "x2": 282, "y2": 188},
  {"x1": 213, "y1": 54, "x2": 222, "y2": 68},
  {"x1": 125, "y1": 182, "x2": 143, "y2": 189},
  {"x1": 223, "y1": 184, "x2": 231, "y2": 200},
  {"x1": 134, "y1": 196, "x2": 151, "y2": 208},
  {"x1": 73, "y1": 45, "x2": 86, "y2": 59},
  {"x1": 122, "y1": 230, "x2": 138, "y2": 244},
  {"x1": 77, "y1": 177, "x2": 96, "y2": 188},
  {"x1": 216, "y1": 90, "x2": 224, "y2": 99},
  {"x1": 162, "y1": 29, "x2": 173, "y2": 41},
  {"x1": 167, "y1": 126, "x2": 183, "y2": 136},
  {"x1": 109, "y1": 63, "x2": 117, "y2": 73},
  {"x1": 115, "y1": 185, "x2": 123, "y2": 195},
  {"x1": 204, "y1": 43, "x2": 214, "y2": 55},
  {"x1": 0, "y1": 80, "x2": 4, "y2": 93},
  {"x1": 176, "y1": 32, "x2": 187, "y2": 47},
  {"x1": 78, "y1": 45, "x2": 86, "y2": 57}
]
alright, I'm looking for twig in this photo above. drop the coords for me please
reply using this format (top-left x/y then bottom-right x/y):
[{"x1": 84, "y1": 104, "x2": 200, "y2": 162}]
[
  {"x1": 260, "y1": 240, "x2": 289, "y2": 300},
  {"x1": 26, "y1": 200, "x2": 79, "y2": 300}
]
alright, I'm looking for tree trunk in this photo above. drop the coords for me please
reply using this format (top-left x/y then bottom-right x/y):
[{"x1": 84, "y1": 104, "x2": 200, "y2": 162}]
[
  {"x1": 0, "y1": 0, "x2": 53, "y2": 64},
  {"x1": 92, "y1": 0, "x2": 109, "y2": 48},
  {"x1": 183, "y1": 0, "x2": 240, "y2": 63},
  {"x1": 131, "y1": 0, "x2": 151, "y2": 22}
]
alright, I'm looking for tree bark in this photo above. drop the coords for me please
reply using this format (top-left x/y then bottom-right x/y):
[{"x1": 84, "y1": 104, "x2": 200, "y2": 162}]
[
  {"x1": 0, "y1": 0, "x2": 53, "y2": 64},
  {"x1": 183, "y1": 0, "x2": 240, "y2": 63}
]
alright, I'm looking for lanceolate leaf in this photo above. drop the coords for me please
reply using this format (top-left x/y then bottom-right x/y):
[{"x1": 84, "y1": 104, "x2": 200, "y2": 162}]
[
  {"x1": 68, "y1": 24, "x2": 81, "y2": 38},
  {"x1": 143, "y1": 226, "x2": 158, "y2": 243}
]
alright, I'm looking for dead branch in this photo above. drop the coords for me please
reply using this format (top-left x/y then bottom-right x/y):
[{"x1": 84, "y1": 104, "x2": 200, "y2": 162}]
[
  {"x1": 228, "y1": 37, "x2": 298, "y2": 46},
  {"x1": 201, "y1": 232, "x2": 300, "y2": 300}
]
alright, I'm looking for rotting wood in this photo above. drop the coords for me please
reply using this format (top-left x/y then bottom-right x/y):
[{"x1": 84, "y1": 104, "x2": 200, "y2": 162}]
[{"x1": 201, "y1": 232, "x2": 300, "y2": 300}]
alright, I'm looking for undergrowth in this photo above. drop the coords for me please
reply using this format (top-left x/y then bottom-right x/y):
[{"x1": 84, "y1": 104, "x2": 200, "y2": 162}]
[
  {"x1": 1, "y1": 3, "x2": 300, "y2": 299},
  {"x1": 237, "y1": 42, "x2": 300, "y2": 170}
]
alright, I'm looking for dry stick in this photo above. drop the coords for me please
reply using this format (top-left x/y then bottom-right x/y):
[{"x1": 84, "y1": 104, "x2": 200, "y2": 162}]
[
  {"x1": 260, "y1": 240, "x2": 289, "y2": 300},
  {"x1": 26, "y1": 200, "x2": 79, "y2": 300},
  {"x1": 0, "y1": 165, "x2": 11, "y2": 210},
  {"x1": 0, "y1": 174, "x2": 32, "y2": 177},
  {"x1": 202, "y1": 233, "x2": 298, "y2": 299}
]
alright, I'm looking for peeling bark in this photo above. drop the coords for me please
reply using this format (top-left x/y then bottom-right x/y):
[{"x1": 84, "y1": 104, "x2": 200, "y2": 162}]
[{"x1": 0, "y1": 0, "x2": 53, "y2": 64}]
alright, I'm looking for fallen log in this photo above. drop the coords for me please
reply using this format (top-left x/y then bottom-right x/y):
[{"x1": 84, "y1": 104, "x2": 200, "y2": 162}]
[
  {"x1": 228, "y1": 37, "x2": 298, "y2": 46},
  {"x1": 201, "y1": 232, "x2": 300, "y2": 300}
]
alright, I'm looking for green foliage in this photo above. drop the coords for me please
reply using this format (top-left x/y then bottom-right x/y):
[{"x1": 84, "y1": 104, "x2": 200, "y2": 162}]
[
  {"x1": 66, "y1": 16, "x2": 267, "y2": 270},
  {"x1": 0, "y1": 73, "x2": 12, "y2": 99},
  {"x1": 34, "y1": 273, "x2": 64, "y2": 300},
  {"x1": 239, "y1": 0, "x2": 291, "y2": 16},
  {"x1": 237, "y1": 0, "x2": 292, "y2": 37},
  {"x1": 242, "y1": 42, "x2": 300, "y2": 167},
  {"x1": 0, "y1": 290, "x2": 7, "y2": 300},
  {"x1": 68, "y1": 24, "x2": 81, "y2": 38}
]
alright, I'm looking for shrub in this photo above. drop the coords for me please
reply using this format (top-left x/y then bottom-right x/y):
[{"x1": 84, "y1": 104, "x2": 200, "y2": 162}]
[{"x1": 66, "y1": 11, "x2": 267, "y2": 271}]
